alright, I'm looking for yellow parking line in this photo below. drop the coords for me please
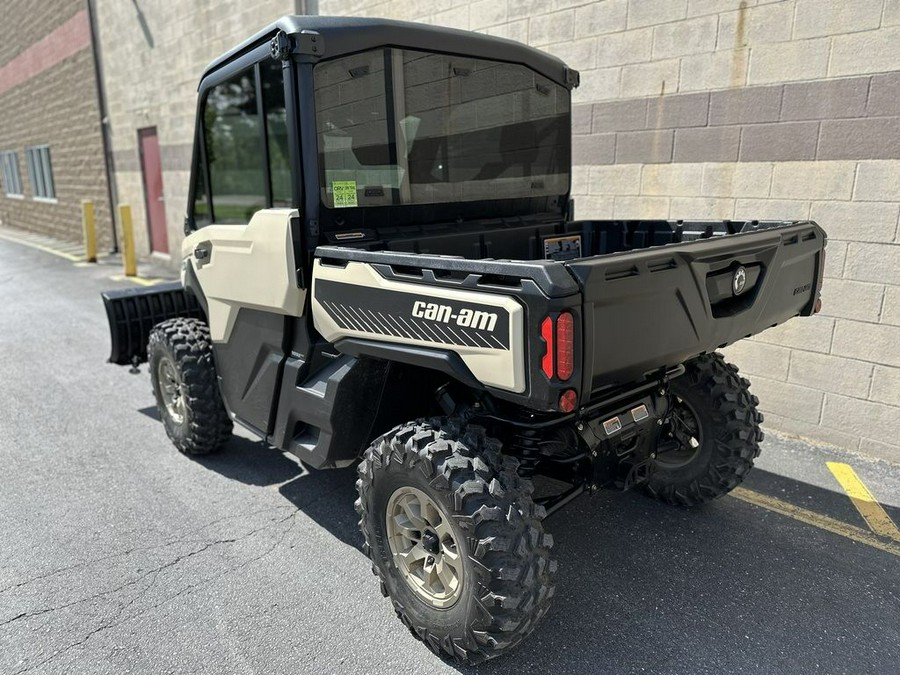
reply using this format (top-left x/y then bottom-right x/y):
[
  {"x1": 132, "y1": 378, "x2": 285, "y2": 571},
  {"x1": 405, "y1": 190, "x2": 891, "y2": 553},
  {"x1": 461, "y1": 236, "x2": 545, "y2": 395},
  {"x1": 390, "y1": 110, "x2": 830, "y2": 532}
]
[
  {"x1": 0, "y1": 232, "x2": 84, "y2": 262},
  {"x1": 108, "y1": 274, "x2": 166, "y2": 287},
  {"x1": 826, "y1": 462, "x2": 900, "y2": 542},
  {"x1": 730, "y1": 487, "x2": 900, "y2": 558}
]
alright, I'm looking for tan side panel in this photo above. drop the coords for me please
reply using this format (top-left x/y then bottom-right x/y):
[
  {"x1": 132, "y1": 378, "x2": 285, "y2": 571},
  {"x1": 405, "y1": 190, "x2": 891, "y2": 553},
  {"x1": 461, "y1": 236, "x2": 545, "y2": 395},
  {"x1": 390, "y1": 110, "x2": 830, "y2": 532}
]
[
  {"x1": 311, "y1": 259, "x2": 526, "y2": 393},
  {"x1": 181, "y1": 209, "x2": 306, "y2": 342}
]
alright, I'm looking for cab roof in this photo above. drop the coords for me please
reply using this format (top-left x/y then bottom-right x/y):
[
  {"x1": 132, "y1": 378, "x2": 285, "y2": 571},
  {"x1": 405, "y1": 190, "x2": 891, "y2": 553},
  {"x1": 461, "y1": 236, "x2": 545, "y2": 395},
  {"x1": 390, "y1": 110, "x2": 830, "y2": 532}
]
[{"x1": 201, "y1": 15, "x2": 574, "y2": 88}]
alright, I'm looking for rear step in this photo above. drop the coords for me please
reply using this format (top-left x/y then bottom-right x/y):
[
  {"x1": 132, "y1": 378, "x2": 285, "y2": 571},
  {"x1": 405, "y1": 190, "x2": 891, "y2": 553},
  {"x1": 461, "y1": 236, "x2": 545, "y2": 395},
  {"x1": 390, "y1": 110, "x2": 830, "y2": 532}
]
[{"x1": 101, "y1": 282, "x2": 202, "y2": 366}]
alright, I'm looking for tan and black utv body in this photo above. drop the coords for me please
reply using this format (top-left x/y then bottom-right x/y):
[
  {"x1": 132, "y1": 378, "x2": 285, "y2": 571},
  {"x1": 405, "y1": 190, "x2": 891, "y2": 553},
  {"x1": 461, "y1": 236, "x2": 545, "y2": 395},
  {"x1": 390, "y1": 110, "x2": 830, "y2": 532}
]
[{"x1": 101, "y1": 16, "x2": 826, "y2": 664}]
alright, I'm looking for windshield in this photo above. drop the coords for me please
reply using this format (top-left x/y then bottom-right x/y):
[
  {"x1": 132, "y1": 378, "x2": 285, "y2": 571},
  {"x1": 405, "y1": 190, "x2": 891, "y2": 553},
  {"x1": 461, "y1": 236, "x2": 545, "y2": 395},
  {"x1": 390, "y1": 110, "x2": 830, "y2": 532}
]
[{"x1": 314, "y1": 48, "x2": 570, "y2": 209}]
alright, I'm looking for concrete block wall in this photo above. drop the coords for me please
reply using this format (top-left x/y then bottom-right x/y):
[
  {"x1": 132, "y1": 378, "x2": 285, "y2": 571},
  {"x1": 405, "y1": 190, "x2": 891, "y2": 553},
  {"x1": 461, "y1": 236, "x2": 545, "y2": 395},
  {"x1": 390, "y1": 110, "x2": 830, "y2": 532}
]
[
  {"x1": 94, "y1": 0, "x2": 296, "y2": 258},
  {"x1": 0, "y1": 2, "x2": 112, "y2": 249},
  {"x1": 317, "y1": 0, "x2": 900, "y2": 462}
]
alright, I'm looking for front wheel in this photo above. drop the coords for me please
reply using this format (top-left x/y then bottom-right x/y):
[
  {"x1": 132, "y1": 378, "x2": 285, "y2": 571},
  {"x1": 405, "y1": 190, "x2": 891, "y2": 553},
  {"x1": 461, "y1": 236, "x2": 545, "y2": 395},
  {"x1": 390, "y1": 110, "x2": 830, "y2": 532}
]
[
  {"x1": 355, "y1": 419, "x2": 556, "y2": 664},
  {"x1": 147, "y1": 318, "x2": 232, "y2": 455},
  {"x1": 643, "y1": 353, "x2": 763, "y2": 507}
]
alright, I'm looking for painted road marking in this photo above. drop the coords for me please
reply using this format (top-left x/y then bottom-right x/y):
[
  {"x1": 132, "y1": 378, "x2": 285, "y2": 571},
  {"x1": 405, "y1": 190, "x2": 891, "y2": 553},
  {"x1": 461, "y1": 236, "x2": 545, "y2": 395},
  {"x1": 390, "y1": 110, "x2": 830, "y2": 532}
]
[
  {"x1": 731, "y1": 487, "x2": 900, "y2": 558},
  {"x1": 108, "y1": 274, "x2": 167, "y2": 287},
  {"x1": 0, "y1": 231, "x2": 84, "y2": 262},
  {"x1": 826, "y1": 462, "x2": 900, "y2": 542},
  {"x1": 0, "y1": 232, "x2": 171, "y2": 285}
]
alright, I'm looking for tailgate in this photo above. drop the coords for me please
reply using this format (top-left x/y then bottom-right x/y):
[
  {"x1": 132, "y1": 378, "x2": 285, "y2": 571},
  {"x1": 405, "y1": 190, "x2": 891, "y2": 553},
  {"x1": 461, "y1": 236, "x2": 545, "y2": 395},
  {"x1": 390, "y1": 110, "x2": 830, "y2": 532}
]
[{"x1": 565, "y1": 221, "x2": 825, "y2": 394}]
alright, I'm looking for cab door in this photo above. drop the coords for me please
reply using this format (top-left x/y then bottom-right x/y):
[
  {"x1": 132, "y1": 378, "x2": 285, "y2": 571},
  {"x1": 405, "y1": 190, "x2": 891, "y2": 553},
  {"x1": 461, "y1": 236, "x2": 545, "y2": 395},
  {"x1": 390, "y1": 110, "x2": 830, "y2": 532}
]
[
  {"x1": 183, "y1": 210, "x2": 305, "y2": 434},
  {"x1": 184, "y1": 53, "x2": 303, "y2": 435}
]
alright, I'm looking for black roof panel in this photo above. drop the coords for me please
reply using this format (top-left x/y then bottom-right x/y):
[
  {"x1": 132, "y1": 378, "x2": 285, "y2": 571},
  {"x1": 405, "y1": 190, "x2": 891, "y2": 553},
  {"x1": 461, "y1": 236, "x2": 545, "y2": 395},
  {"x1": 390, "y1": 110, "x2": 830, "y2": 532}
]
[{"x1": 201, "y1": 15, "x2": 570, "y2": 87}]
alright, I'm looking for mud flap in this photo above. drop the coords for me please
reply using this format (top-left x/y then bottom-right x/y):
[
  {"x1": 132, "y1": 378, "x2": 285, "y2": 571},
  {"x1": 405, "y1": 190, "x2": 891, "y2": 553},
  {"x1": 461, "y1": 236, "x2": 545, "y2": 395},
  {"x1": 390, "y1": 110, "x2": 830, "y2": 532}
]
[{"x1": 100, "y1": 282, "x2": 203, "y2": 365}]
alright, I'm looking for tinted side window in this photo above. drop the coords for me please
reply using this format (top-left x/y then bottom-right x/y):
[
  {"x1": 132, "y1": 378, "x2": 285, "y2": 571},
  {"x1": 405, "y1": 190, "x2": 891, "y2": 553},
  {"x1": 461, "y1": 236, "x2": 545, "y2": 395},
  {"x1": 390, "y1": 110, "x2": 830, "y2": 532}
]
[
  {"x1": 261, "y1": 60, "x2": 291, "y2": 207},
  {"x1": 205, "y1": 69, "x2": 265, "y2": 223},
  {"x1": 192, "y1": 146, "x2": 210, "y2": 226}
]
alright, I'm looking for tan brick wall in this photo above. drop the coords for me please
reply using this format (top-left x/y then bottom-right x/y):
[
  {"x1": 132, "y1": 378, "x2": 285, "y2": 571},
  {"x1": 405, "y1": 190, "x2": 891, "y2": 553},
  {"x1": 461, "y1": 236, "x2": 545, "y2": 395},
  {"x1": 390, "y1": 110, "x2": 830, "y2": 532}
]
[
  {"x1": 93, "y1": 0, "x2": 296, "y2": 259},
  {"x1": 315, "y1": 0, "x2": 900, "y2": 462},
  {"x1": 0, "y1": 1, "x2": 112, "y2": 249}
]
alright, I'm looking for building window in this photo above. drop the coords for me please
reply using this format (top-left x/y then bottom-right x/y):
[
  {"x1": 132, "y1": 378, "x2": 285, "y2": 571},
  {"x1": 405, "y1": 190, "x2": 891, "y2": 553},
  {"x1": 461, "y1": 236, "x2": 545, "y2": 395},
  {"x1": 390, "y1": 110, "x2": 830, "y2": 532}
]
[
  {"x1": 1, "y1": 150, "x2": 23, "y2": 197},
  {"x1": 25, "y1": 145, "x2": 56, "y2": 201}
]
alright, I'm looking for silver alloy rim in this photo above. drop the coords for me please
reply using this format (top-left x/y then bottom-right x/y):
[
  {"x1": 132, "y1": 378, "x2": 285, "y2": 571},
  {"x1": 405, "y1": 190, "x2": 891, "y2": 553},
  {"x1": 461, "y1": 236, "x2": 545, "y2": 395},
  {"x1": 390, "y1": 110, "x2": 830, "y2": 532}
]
[
  {"x1": 385, "y1": 486, "x2": 464, "y2": 609},
  {"x1": 157, "y1": 357, "x2": 185, "y2": 425}
]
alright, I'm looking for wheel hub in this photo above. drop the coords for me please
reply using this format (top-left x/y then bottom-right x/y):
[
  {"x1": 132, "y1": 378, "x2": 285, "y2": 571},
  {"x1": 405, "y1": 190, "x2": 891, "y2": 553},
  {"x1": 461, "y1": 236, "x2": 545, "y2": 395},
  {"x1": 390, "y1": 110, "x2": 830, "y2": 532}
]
[
  {"x1": 656, "y1": 396, "x2": 703, "y2": 468},
  {"x1": 421, "y1": 529, "x2": 440, "y2": 554},
  {"x1": 385, "y1": 486, "x2": 464, "y2": 609}
]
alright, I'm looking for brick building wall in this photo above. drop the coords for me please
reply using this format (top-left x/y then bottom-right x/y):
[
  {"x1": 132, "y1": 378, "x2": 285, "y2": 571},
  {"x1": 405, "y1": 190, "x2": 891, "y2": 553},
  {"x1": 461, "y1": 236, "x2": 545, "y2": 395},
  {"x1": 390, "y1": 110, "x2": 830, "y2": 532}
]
[
  {"x1": 0, "y1": 2, "x2": 113, "y2": 249},
  {"x1": 93, "y1": 0, "x2": 299, "y2": 259},
  {"x1": 313, "y1": 0, "x2": 900, "y2": 461}
]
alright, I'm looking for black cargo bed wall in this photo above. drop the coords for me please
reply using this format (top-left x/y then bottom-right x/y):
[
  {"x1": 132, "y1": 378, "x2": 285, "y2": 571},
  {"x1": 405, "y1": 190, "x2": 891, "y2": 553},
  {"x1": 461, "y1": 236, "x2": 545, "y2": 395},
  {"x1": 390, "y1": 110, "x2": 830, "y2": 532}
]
[
  {"x1": 320, "y1": 218, "x2": 792, "y2": 263},
  {"x1": 564, "y1": 219, "x2": 779, "y2": 257}
]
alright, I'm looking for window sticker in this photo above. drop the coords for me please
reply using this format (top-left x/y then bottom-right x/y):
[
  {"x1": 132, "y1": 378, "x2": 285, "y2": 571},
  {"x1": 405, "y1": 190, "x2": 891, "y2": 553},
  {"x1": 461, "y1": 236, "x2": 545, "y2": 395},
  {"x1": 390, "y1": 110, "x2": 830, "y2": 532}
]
[{"x1": 332, "y1": 180, "x2": 358, "y2": 208}]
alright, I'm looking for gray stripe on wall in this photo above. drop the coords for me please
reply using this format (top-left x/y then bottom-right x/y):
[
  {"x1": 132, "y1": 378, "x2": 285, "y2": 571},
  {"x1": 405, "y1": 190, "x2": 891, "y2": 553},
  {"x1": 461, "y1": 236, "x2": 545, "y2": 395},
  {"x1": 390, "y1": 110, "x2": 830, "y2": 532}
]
[
  {"x1": 111, "y1": 142, "x2": 193, "y2": 173},
  {"x1": 574, "y1": 71, "x2": 900, "y2": 165},
  {"x1": 111, "y1": 148, "x2": 139, "y2": 172},
  {"x1": 160, "y1": 143, "x2": 193, "y2": 172}
]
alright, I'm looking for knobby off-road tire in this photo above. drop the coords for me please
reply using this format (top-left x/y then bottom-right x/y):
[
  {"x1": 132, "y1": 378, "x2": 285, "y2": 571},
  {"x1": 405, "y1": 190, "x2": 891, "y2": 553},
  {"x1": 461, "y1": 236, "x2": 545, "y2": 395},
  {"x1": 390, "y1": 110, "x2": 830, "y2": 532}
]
[
  {"x1": 355, "y1": 419, "x2": 556, "y2": 664},
  {"x1": 643, "y1": 352, "x2": 764, "y2": 507},
  {"x1": 147, "y1": 318, "x2": 232, "y2": 455}
]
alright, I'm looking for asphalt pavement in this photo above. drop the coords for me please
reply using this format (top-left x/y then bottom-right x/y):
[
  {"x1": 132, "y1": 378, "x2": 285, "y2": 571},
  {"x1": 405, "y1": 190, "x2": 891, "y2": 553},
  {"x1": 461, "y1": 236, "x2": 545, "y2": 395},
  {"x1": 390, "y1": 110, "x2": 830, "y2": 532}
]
[{"x1": 1, "y1": 235, "x2": 898, "y2": 674}]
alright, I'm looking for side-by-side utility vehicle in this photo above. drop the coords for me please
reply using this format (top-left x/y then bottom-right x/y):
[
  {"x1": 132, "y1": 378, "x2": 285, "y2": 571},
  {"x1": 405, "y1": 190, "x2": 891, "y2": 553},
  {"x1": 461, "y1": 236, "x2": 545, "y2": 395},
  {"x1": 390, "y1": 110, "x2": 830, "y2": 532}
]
[{"x1": 102, "y1": 17, "x2": 826, "y2": 664}]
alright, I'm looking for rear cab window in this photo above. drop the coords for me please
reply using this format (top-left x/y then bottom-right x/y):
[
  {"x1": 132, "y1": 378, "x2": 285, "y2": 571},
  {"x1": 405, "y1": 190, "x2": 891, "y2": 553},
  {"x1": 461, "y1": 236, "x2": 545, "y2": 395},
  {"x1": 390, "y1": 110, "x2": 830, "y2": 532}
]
[{"x1": 313, "y1": 48, "x2": 571, "y2": 210}]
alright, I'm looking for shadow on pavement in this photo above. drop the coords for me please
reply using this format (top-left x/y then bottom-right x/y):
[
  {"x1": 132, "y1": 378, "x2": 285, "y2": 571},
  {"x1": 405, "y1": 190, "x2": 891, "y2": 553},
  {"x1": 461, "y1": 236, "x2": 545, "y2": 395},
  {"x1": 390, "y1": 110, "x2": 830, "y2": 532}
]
[
  {"x1": 188, "y1": 435, "x2": 899, "y2": 674},
  {"x1": 193, "y1": 434, "x2": 363, "y2": 548}
]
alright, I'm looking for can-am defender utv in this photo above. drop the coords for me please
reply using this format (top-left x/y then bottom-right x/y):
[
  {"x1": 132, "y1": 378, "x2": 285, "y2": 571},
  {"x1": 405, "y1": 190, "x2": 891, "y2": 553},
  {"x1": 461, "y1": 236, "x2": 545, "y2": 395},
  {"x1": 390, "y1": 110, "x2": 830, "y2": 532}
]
[{"x1": 101, "y1": 16, "x2": 826, "y2": 665}]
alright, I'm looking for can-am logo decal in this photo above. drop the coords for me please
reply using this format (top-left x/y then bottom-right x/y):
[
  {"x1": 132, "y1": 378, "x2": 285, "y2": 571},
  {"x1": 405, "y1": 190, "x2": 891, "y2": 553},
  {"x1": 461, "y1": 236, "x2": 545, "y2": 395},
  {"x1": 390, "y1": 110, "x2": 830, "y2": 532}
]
[
  {"x1": 412, "y1": 301, "x2": 498, "y2": 333},
  {"x1": 733, "y1": 266, "x2": 747, "y2": 295},
  {"x1": 314, "y1": 279, "x2": 510, "y2": 350}
]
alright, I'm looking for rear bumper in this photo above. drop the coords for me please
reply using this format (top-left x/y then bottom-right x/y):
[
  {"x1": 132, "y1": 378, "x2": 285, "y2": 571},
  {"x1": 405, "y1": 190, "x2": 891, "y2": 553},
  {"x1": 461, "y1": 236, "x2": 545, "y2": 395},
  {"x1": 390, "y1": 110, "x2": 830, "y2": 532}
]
[{"x1": 100, "y1": 282, "x2": 203, "y2": 365}]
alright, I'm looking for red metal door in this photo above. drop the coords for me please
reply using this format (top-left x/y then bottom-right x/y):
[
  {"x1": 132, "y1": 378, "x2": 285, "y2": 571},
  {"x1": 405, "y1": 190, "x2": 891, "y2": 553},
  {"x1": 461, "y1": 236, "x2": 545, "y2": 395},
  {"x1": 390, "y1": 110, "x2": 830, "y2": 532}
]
[{"x1": 138, "y1": 127, "x2": 168, "y2": 254}]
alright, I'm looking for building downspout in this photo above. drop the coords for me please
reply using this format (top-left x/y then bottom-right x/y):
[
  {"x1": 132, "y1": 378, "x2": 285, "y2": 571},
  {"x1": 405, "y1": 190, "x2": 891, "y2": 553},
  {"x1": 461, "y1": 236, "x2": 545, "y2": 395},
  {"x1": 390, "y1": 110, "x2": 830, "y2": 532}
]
[
  {"x1": 86, "y1": 0, "x2": 119, "y2": 252},
  {"x1": 295, "y1": 1, "x2": 319, "y2": 15}
]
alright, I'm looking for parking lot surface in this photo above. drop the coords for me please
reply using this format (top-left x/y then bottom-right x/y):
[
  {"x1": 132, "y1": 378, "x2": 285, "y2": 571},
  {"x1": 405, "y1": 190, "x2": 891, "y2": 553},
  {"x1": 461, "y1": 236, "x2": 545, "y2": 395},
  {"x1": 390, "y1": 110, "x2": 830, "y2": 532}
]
[{"x1": 1, "y1": 237, "x2": 898, "y2": 674}]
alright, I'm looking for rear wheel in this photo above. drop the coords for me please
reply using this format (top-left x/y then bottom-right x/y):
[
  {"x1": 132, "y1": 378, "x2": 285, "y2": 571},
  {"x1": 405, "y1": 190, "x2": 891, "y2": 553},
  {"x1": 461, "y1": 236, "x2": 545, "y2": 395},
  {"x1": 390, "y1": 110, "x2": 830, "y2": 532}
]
[
  {"x1": 643, "y1": 353, "x2": 763, "y2": 507},
  {"x1": 355, "y1": 419, "x2": 556, "y2": 664},
  {"x1": 148, "y1": 318, "x2": 232, "y2": 455}
]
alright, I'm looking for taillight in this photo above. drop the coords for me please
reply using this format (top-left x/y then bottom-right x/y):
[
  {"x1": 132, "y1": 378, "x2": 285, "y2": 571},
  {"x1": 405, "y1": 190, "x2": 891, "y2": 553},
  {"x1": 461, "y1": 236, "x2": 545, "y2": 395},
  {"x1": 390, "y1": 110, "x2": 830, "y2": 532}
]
[
  {"x1": 539, "y1": 312, "x2": 575, "y2": 381},
  {"x1": 540, "y1": 316, "x2": 554, "y2": 378},
  {"x1": 556, "y1": 312, "x2": 574, "y2": 380},
  {"x1": 559, "y1": 389, "x2": 577, "y2": 413}
]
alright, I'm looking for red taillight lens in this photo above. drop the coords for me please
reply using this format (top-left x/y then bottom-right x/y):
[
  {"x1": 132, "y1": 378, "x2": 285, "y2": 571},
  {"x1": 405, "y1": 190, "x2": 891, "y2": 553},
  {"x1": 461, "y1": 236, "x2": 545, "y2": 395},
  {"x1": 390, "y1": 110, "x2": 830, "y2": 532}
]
[
  {"x1": 540, "y1": 316, "x2": 554, "y2": 378},
  {"x1": 559, "y1": 389, "x2": 577, "y2": 413},
  {"x1": 556, "y1": 312, "x2": 574, "y2": 381},
  {"x1": 540, "y1": 312, "x2": 575, "y2": 381}
]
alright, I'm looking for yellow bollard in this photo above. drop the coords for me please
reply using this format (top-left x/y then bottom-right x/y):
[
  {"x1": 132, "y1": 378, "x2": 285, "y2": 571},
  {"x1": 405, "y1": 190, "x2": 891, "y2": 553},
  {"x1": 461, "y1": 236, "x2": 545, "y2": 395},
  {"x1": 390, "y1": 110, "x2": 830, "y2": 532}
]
[
  {"x1": 119, "y1": 204, "x2": 137, "y2": 277},
  {"x1": 81, "y1": 200, "x2": 97, "y2": 263}
]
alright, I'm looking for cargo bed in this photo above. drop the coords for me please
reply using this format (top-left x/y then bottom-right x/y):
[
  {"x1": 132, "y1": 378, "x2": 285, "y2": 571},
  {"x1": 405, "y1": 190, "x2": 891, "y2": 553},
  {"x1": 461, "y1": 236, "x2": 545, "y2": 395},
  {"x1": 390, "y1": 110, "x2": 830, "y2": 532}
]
[{"x1": 316, "y1": 218, "x2": 825, "y2": 407}]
